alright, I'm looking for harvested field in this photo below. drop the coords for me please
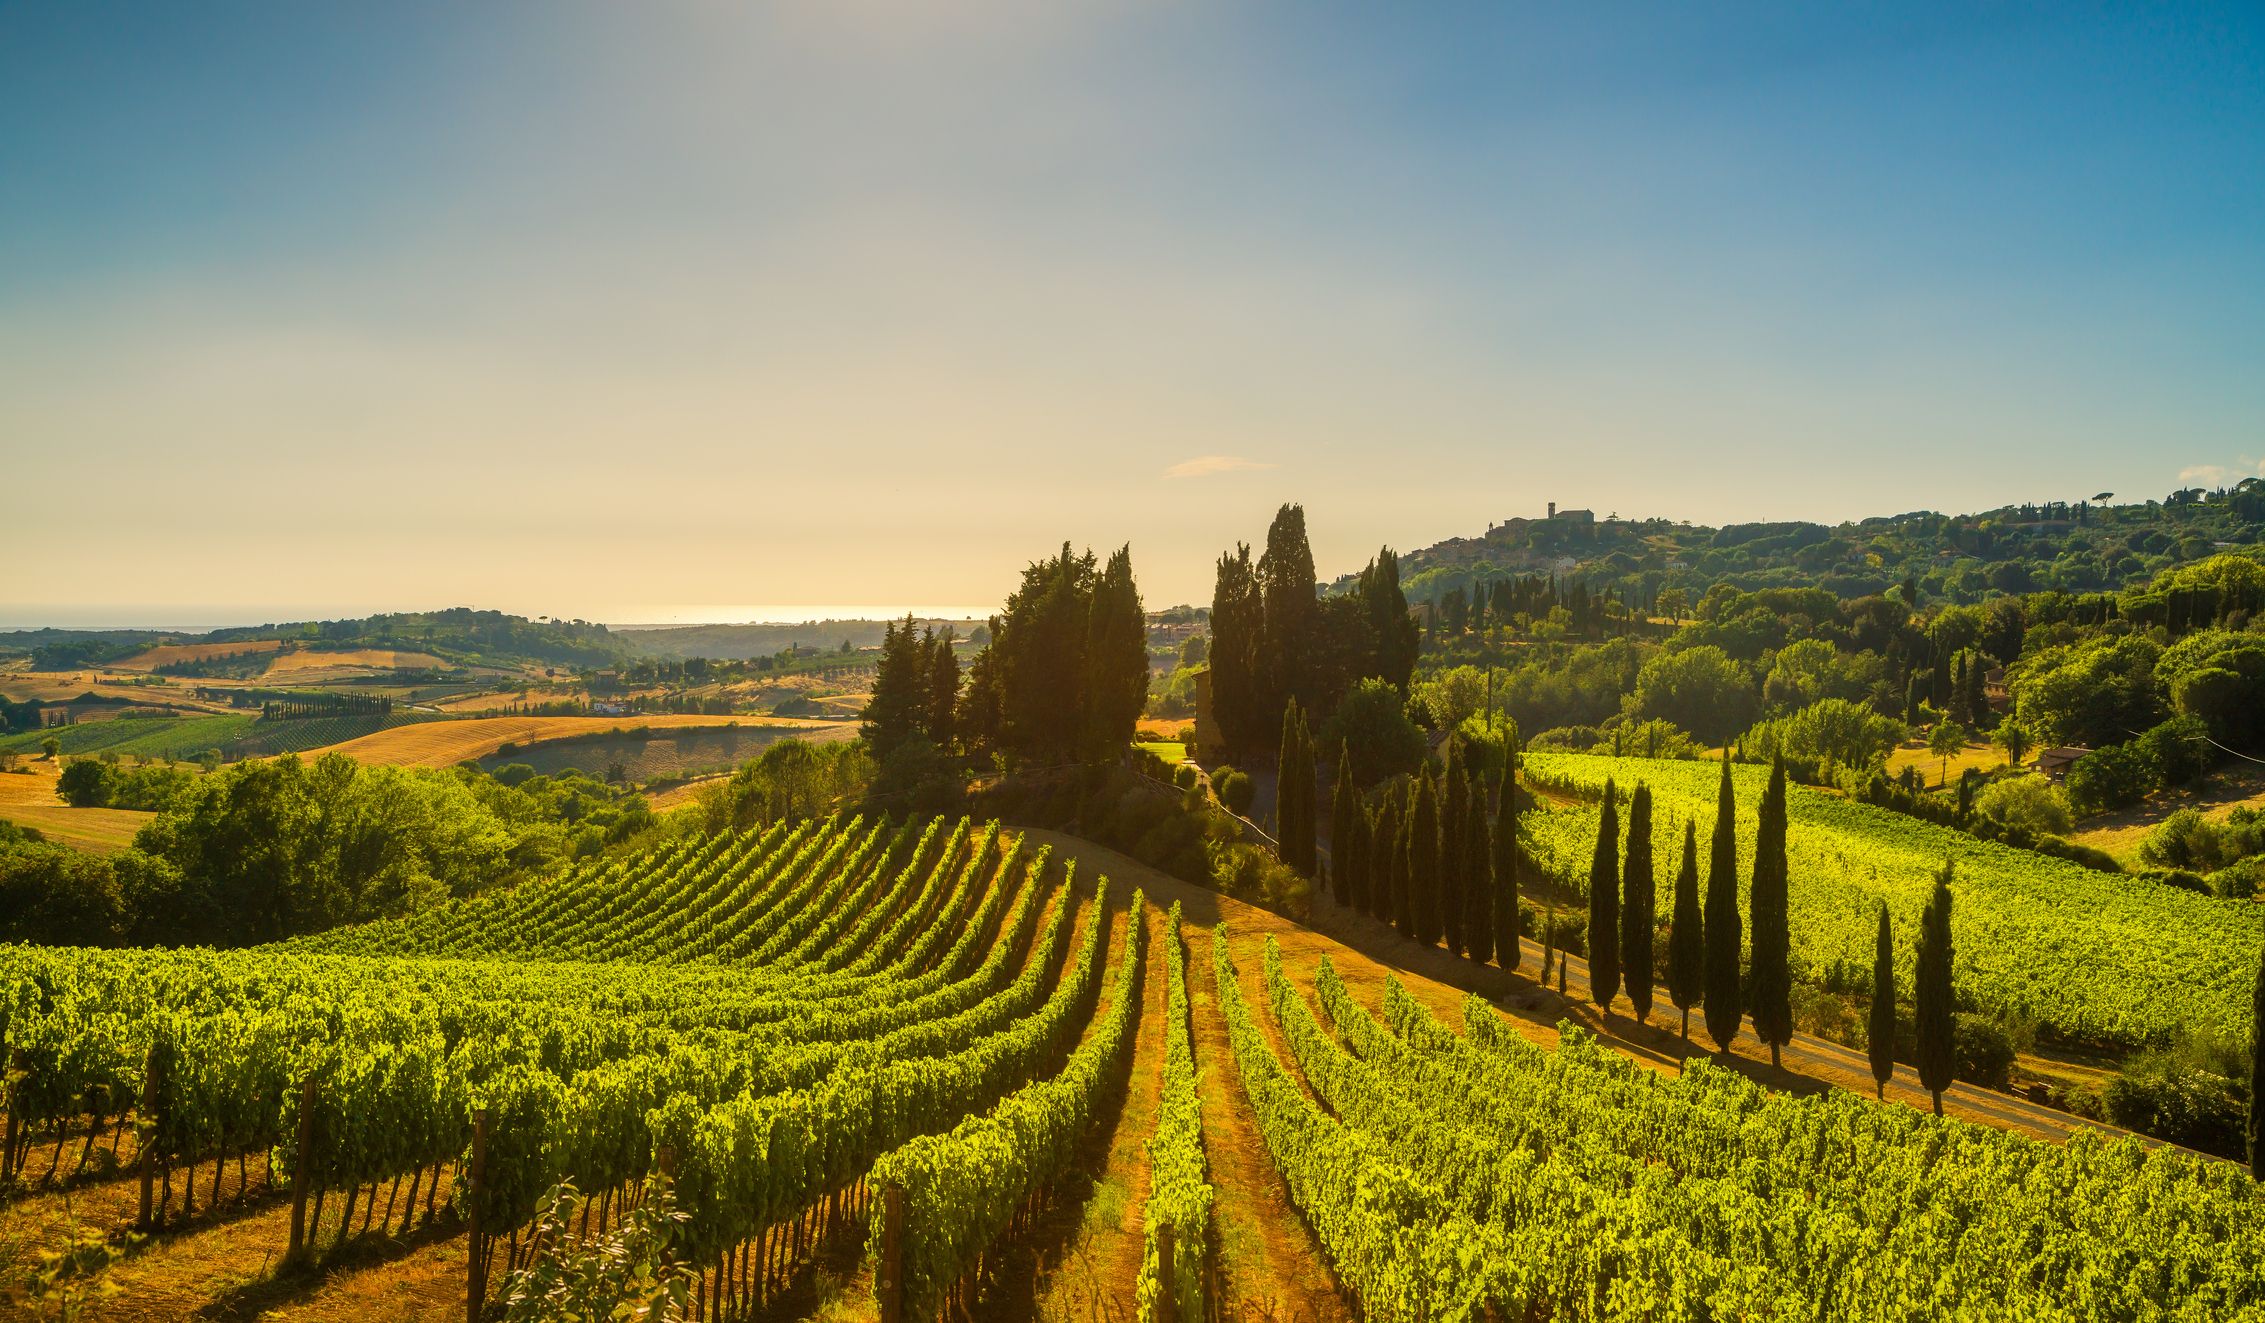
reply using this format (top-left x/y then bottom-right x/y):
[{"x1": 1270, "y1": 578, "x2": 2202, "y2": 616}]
[
  {"x1": 264, "y1": 649, "x2": 450, "y2": 676},
  {"x1": 109, "y1": 640, "x2": 283, "y2": 672},
  {"x1": 305, "y1": 714, "x2": 852, "y2": 768},
  {"x1": 0, "y1": 763, "x2": 154, "y2": 851}
]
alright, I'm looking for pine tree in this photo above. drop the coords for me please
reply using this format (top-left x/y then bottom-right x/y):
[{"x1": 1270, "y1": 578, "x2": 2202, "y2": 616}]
[
  {"x1": 1587, "y1": 779, "x2": 1621, "y2": 1013},
  {"x1": 1463, "y1": 771, "x2": 1494, "y2": 966},
  {"x1": 2251, "y1": 947, "x2": 2265, "y2": 1180},
  {"x1": 1621, "y1": 785, "x2": 1655, "y2": 1024},
  {"x1": 1870, "y1": 904, "x2": 1897, "y2": 1100},
  {"x1": 1440, "y1": 743, "x2": 1469, "y2": 956},
  {"x1": 1407, "y1": 773, "x2": 1442, "y2": 946},
  {"x1": 1914, "y1": 861, "x2": 1956, "y2": 1116},
  {"x1": 860, "y1": 615, "x2": 929, "y2": 760},
  {"x1": 1667, "y1": 819, "x2": 1702, "y2": 1039},
  {"x1": 1493, "y1": 773, "x2": 1522, "y2": 972},
  {"x1": 1329, "y1": 745, "x2": 1359, "y2": 908},
  {"x1": 1751, "y1": 755, "x2": 1792, "y2": 1069},
  {"x1": 1703, "y1": 756, "x2": 1744, "y2": 1053}
]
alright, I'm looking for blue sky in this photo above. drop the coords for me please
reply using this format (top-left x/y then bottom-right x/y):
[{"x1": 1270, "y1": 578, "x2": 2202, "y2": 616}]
[{"x1": 2, "y1": 2, "x2": 2259, "y2": 621}]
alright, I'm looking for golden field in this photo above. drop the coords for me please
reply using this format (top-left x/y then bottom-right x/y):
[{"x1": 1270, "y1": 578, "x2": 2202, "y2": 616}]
[{"x1": 305, "y1": 713, "x2": 852, "y2": 768}]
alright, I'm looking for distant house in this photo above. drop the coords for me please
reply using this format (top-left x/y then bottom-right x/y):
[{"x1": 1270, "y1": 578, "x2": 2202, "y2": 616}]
[
  {"x1": 1984, "y1": 667, "x2": 2010, "y2": 707},
  {"x1": 2035, "y1": 746, "x2": 2092, "y2": 780}
]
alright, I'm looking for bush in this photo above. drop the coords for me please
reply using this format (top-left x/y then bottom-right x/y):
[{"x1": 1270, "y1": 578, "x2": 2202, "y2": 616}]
[
  {"x1": 2140, "y1": 808, "x2": 2241, "y2": 872},
  {"x1": 1215, "y1": 769, "x2": 1254, "y2": 817},
  {"x1": 1973, "y1": 775, "x2": 2073, "y2": 837},
  {"x1": 2207, "y1": 857, "x2": 2264, "y2": 900},
  {"x1": 1171, "y1": 762, "x2": 1199, "y2": 791},
  {"x1": 2103, "y1": 1056, "x2": 2244, "y2": 1159},
  {"x1": 1321, "y1": 679, "x2": 1427, "y2": 786},
  {"x1": 2136, "y1": 867, "x2": 2211, "y2": 895},
  {"x1": 2065, "y1": 741, "x2": 2159, "y2": 815},
  {"x1": 2029, "y1": 834, "x2": 2125, "y2": 874},
  {"x1": 1951, "y1": 1013, "x2": 2015, "y2": 1090}
]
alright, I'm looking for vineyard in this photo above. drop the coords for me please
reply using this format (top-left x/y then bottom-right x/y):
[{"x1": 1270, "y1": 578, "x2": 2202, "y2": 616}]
[
  {"x1": 1215, "y1": 933, "x2": 2265, "y2": 1320},
  {"x1": 0, "y1": 816, "x2": 1187, "y2": 1320},
  {"x1": 4, "y1": 806, "x2": 2261, "y2": 1321},
  {"x1": 0, "y1": 713, "x2": 257, "y2": 761},
  {"x1": 1518, "y1": 752, "x2": 2265, "y2": 1045}
]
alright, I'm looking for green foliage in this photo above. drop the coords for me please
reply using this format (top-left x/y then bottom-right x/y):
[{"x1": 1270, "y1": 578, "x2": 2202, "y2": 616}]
[
  {"x1": 1972, "y1": 774, "x2": 2075, "y2": 837},
  {"x1": 1951, "y1": 1012, "x2": 2016, "y2": 1090},
  {"x1": 1702, "y1": 756, "x2": 1743, "y2": 1052},
  {"x1": 1749, "y1": 757, "x2": 1792, "y2": 1061},
  {"x1": 1622, "y1": 644, "x2": 1757, "y2": 745},
  {"x1": 1739, "y1": 698, "x2": 1905, "y2": 776},
  {"x1": 1523, "y1": 752, "x2": 2262, "y2": 1046},
  {"x1": 2011, "y1": 635, "x2": 2166, "y2": 748},
  {"x1": 1914, "y1": 864, "x2": 1956, "y2": 1110},
  {"x1": 1321, "y1": 678, "x2": 1427, "y2": 787},
  {"x1": 0, "y1": 714, "x2": 257, "y2": 761},
  {"x1": 1213, "y1": 768, "x2": 1254, "y2": 817},
  {"x1": 498, "y1": 1178, "x2": 695, "y2": 1322},
  {"x1": 1138, "y1": 905, "x2": 1211, "y2": 1323}
]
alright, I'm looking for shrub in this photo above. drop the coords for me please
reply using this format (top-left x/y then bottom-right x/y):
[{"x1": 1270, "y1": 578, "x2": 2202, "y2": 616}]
[
  {"x1": 1215, "y1": 770, "x2": 1254, "y2": 817},
  {"x1": 1951, "y1": 1013, "x2": 2015, "y2": 1090},
  {"x1": 1322, "y1": 679, "x2": 1428, "y2": 786},
  {"x1": 2065, "y1": 741, "x2": 2159, "y2": 815},
  {"x1": 2207, "y1": 857, "x2": 2264, "y2": 900},
  {"x1": 2136, "y1": 867, "x2": 2211, "y2": 895},
  {"x1": 2103, "y1": 1056, "x2": 2244, "y2": 1159},
  {"x1": 2028, "y1": 834, "x2": 2124, "y2": 873},
  {"x1": 1171, "y1": 763, "x2": 1199, "y2": 791},
  {"x1": 1973, "y1": 775, "x2": 2073, "y2": 837}
]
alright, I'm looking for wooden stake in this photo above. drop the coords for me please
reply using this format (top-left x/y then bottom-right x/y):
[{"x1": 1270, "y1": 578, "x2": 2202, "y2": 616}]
[
  {"x1": 135, "y1": 1047, "x2": 161, "y2": 1229},
  {"x1": 1156, "y1": 1221, "x2": 1177, "y2": 1323},
  {"x1": 878, "y1": 1183, "x2": 904, "y2": 1323},
  {"x1": 287, "y1": 1078, "x2": 316, "y2": 1261},
  {"x1": 467, "y1": 1108, "x2": 490, "y2": 1323}
]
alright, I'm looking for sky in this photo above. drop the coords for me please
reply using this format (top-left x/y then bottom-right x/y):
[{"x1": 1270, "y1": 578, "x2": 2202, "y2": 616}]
[{"x1": 3, "y1": 2, "x2": 2260, "y2": 626}]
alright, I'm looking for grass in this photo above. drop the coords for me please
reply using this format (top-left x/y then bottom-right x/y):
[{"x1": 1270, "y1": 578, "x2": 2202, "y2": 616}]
[
  {"x1": 1884, "y1": 738, "x2": 2009, "y2": 787},
  {"x1": 109, "y1": 640, "x2": 282, "y2": 671},
  {"x1": 263, "y1": 648, "x2": 450, "y2": 676},
  {"x1": 476, "y1": 725, "x2": 821, "y2": 783},
  {"x1": 1137, "y1": 741, "x2": 1189, "y2": 764}
]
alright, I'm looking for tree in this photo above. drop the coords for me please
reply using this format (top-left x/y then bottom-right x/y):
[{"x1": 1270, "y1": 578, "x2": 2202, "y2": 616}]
[
  {"x1": 1750, "y1": 755, "x2": 1791, "y2": 1069},
  {"x1": 1322, "y1": 678, "x2": 1427, "y2": 786},
  {"x1": 923, "y1": 627, "x2": 960, "y2": 753},
  {"x1": 1621, "y1": 785, "x2": 1655, "y2": 1023},
  {"x1": 1492, "y1": 777, "x2": 1521, "y2": 972},
  {"x1": 40, "y1": 735, "x2": 60, "y2": 761},
  {"x1": 1081, "y1": 546, "x2": 1149, "y2": 758},
  {"x1": 1929, "y1": 720, "x2": 1968, "y2": 788},
  {"x1": 1370, "y1": 795, "x2": 1401, "y2": 926},
  {"x1": 1357, "y1": 548, "x2": 1420, "y2": 693},
  {"x1": 1406, "y1": 773, "x2": 1441, "y2": 946},
  {"x1": 1667, "y1": 819, "x2": 1702, "y2": 1039},
  {"x1": 1278, "y1": 699, "x2": 1312, "y2": 875},
  {"x1": 56, "y1": 759, "x2": 116, "y2": 809},
  {"x1": 1329, "y1": 745, "x2": 1361, "y2": 908},
  {"x1": 1914, "y1": 861, "x2": 1957, "y2": 1116},
  {"x1": 1703, "y1": 756, "x2": 1743, "y2": 1053},
  {"x1": 1209, "y1": 544, "x2": 1266, "y2": 755},
  {"x1": 1259, "y1": 503, "x2": 1321, "y2": 721},
  {"x1": 2252, "y1": 946, "x2": 2265, "y2": 1180},
  {"x1": 860, "y1": 616, "x2": 929, "y2": 760},
  {"x1": 1870, "y1": 904, "x2": 1897, "y2": 1100},
  {"x1": 1440, "y1": 743, "x2": 1469, "y2": 956},
  {"x1": 1623, "y1": 645, "x2": 1758, "y2": 745},
  {"x1": 1993, "y1": 720, "x2": 2032, "y2": 769},
  {"x1": 1462, "y1": 770, "x2": 1494, "y2": 966},
  {"x1": 1587, "y1": 779, "x2": 1620, "y2": 1013}
]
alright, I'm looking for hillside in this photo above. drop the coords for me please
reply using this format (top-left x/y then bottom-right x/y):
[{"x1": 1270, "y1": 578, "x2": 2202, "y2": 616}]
[{"x1": 1388, "y1": 487, "x2": 2264, "y2": 609}]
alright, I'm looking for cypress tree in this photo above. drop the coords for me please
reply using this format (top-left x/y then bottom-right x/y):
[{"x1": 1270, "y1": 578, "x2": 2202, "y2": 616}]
[
  {"x1": 1345, "y1": 786, "x2": 1370, "y2": 913},
  {"x1": 1621, "y1": 785, "x2": 1655, "y2": 1023},
  {"x1": 1587, "y1": 779, "x2": 1620, "y2": 1013},
  {"x1": 1441, "y1": 744, "x2": 1469, "y2": 956},
  {"x1": 1407, "y1": 773, "x2": 1441, "y2": 946},
  {"x1": 1389, "y1": 790, "x2": 1414, "y2": 936},
  {"x1": 1367, "y1": 799, "x2": 1395, "y2": 923},
  {"x1": 2251, "y1": 947, "x2": 2265, "y2": 1180},
  {"x1": 1703, "y1": 756, "x2": 1744, "y2": 1053},
  {"x1": 1329, "y1": 745, "x2": 1359, "y2": 908},
  {"x1": 1870, "y1": 904, "x2": 1897, "y2": 1100},
  {"x1": 1751, "y1": 755, "x2": 1792, "y2": 1069},
  {"x1": 1667, "y1": 819, "x2": 1702, "y2": 1040},
  {"x1": 1278, "y1": 699, "x2": 1313, "y2": 875},
  {"x1": 1464, "y1": 771, "x2": 1495, "y2": 966},
  {"x1": 1914, "y1": 861, "x2": 1956, "y2": 1116},
  {"x1": 1493, "y1": 782, "x2": 1522, "y2": 973}
]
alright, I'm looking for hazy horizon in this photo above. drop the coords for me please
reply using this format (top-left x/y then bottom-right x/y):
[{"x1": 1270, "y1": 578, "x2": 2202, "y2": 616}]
[{"x1": 4, "y1": 3, "x2": 2259, "y2": 616}]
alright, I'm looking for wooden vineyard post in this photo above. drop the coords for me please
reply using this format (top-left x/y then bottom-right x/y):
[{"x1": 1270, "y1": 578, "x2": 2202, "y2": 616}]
[
  {"x1": 877, "y1": 1182, "x2": 903, "y2": 1323},
  {"x1": 286, "y1": 1077, "x2": 317, "y2": 1263},
  {"x1": 136, "y1": 1046, "x2": 161, "y2": 1229},
  {"x1": 466, "y1": 1107, "x2": 490, "y2": 1323},
  {"x1": 1155, "y1": 1221, "x2": 1177, "y2": 1323},
  {"x1": 1, "y1": 1047, "x2": 23, "y2": 1185}
]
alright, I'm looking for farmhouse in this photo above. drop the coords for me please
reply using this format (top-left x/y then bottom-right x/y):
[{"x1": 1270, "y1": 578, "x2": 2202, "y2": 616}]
[{"x1": 2035, "y1": 746, "x2": 2093, "y2": 780}]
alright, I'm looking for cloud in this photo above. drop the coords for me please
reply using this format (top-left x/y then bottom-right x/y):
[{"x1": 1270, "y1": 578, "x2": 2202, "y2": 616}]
[
  {"x1": 2178, "y1": 459, "x2": 2265, "y2": 489},
  {"x1": 1164, "y1": 454, "x2": 1276, "y2": 479}
]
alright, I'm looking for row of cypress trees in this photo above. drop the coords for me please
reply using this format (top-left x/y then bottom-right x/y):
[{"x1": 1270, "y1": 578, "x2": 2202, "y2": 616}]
[
  {"x1": 1588, "y1": 755, "x2": 1962, "y2": 1113},
  {"x1": 1321, "y1": 732, "x2": 1523, "y2": 975}
]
